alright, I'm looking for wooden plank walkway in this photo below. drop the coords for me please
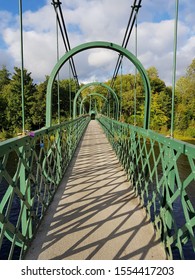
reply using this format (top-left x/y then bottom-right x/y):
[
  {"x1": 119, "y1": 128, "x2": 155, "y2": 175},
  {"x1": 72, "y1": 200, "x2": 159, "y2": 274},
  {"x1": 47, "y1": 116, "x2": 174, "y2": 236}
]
[{"x1": 25, "y1": 120, "x2": 166, "y2": 260}]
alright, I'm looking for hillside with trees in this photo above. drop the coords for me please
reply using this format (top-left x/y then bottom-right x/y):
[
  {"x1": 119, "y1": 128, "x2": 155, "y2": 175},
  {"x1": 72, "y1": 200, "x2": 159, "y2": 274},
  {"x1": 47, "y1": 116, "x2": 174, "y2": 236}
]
[{"x1": 0, "y1": 59, "x2": 195, "y2": 141}]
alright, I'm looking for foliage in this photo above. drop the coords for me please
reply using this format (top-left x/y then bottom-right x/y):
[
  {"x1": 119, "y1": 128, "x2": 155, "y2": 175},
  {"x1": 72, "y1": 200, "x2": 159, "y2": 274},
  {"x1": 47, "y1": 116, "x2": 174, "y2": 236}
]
[
  {"x1": 0, "y1": 59, "x2": 194, "y2": 140},
  {"x1": 0, "y1": 65, "x2": 11, "y2": 130},
  {"x1": 175, "y1": 59, "x2": 195, "y2": 137},
  {"x1": 0, "y1": 66, "x2": 77, "y2": 136},
  {"x1": 2, "y1": 67, "x2": 37, "y2": 132}
]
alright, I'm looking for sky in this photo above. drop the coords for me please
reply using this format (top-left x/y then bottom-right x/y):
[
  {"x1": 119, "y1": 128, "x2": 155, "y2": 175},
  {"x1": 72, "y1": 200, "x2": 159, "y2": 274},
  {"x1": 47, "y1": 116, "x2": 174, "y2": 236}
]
[{"x1": 0, "y1": 0, "x2": 195, "y2": 85}]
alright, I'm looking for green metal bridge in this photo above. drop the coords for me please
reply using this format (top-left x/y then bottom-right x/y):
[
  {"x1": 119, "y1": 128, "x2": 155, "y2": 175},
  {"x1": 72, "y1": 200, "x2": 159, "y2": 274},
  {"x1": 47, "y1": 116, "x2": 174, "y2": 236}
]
[{"x1": 0, "y1": 0, "x2": 195, "y2": 260}]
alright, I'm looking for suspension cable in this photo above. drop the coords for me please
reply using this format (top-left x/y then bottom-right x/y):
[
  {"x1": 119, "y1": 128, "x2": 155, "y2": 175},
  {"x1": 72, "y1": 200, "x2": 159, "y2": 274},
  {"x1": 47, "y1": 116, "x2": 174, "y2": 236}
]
[
  {"x1": 19, "y1": 0, "x2": 25, "y2": 134},
  {"x1": 120, "y1": 60, "x2": 123, "y2": 120},
  {"x1": 57, "y1": 2, "x2": 78, "y2": 83},
  {"x1": 171, "y1": 0, "x2": 179, "y2": 138},
  {"x1": 110, "y1": 0, "x2": 142, "y2": 88},
  {"x1": 68, "y1": 61, "x2": 72, "y2": 119},
  {"x1": 51, "y1": 0, "x2": 79, "y2": 89},
  {"x1": 56, "y1": 12, "x2": 60, "y2": 124},
  {"x1": 134, "y1": 5, "x2": 138, "y2": 125}
]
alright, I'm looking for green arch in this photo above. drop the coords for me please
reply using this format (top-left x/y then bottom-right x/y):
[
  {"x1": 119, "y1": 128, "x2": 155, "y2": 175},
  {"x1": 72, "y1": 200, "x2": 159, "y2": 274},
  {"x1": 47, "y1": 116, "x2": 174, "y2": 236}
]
[
  {"x1": 79, "y1": 92, "x2": 108, "y2": 115},
  {"x1": 73, "y1": 82, "x2": 119, "y2": 119},
  {"x1": 46, "y1": 41, "x2": 151, "y2": 129}
]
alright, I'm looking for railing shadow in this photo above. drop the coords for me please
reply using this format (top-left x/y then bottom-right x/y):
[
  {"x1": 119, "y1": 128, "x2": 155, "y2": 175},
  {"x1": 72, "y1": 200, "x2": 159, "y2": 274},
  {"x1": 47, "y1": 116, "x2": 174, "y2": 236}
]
[{"x1": 25, "y1": 121, "x2": 165, "y2": 260}]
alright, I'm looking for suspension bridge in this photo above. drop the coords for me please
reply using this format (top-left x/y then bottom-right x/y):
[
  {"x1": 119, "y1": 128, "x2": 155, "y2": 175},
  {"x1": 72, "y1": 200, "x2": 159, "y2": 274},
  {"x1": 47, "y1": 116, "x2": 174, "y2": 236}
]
[{"x1": 0, "y1": 0, "x2": 195, "y2": 260}]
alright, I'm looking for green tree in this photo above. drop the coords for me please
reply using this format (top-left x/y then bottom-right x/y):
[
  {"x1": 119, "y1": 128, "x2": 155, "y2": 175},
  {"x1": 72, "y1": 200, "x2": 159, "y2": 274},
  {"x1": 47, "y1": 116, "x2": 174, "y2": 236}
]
[
  {"x1": 150, "y1": 93, "x2": 169, "y2": 130},
  {"x1": 0, "y1": 65, "x2": 11, "y2": 130},
  {"x1": 110, "y1": 67, "x2": 171, "y2": 130},
  {"x1": 175, "y1": 59, "x2": 195, "y2": 136},
  {"x1": 31, "y1": 78, "x2": 48, "y2": 128},
  {"x1": 0, "y1": 65, "x2": 10, "y2": 90},
  {"x1": 147, "y1": 67, "x2": 167, "y2": 94},
  {"x1": 59, "y1": 78, "x2": 76, "y2": 120},
  {"x1": 3, "y1": 67, "x2": 37, "y2": 132},
  {"x1": 147, "y1": 67, "x2": 171, "y2": 131},
  {"x1": 107, "y1": 73, "x2": 145, "y2": 124}
]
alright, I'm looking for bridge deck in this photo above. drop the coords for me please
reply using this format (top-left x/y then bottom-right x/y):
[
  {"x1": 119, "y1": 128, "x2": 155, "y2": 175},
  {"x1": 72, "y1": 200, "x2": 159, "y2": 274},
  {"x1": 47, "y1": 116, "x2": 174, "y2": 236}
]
[{"x1": 25, "y1": 120, "x2": 166, "y2": 260}]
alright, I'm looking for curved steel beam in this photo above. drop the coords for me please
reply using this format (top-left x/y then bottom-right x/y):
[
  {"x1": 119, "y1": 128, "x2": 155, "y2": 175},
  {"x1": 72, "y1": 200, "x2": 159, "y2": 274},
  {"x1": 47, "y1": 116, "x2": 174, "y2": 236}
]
[
  {"x1": 46, "y1": 41, "x2": 151, "y2": 129},
  {"x1": 73, "y1": 82, "x2": 118, "y2": 119},
  {"x1": 79, "y1": 92, "x2": 108, "y2": 115}
]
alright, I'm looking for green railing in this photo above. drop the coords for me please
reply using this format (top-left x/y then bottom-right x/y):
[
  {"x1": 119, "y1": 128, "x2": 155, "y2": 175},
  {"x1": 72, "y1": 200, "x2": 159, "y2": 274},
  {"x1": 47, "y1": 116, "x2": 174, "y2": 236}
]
[
  {"x1": 0, "y1": 116, "x2": 90, "y2": 259},
  {"x1": 98, "y1": 115, "x2": 195, "y2": 260}
]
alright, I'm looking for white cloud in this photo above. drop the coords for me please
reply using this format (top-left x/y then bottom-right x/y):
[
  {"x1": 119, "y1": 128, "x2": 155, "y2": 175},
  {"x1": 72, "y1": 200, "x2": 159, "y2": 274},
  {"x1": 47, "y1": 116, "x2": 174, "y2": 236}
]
[
  {"x1": 88, "y1": 50, "x2": 117, "y2": 67},
  {"x1": 0, "y1": 0, "x2": 195, "y2": 86},
  {"x1": 3, "y1": 28, "x2": 57, "y2": 80},
  {"x1": 0, "y1": 49, "x2": 11, "y2": 67},
  {"x1": 0, "y1": 11, "x2": 14, "y2": 31},
  {"x1": 133, "y1": 19, "x2": 193, "y2": 85},
  {"x1": 23, "y1": 5, "x2": 55, "y2": 33},
  {"x1": 180, "y1": 36, "x2": 195, "y2": 54}
]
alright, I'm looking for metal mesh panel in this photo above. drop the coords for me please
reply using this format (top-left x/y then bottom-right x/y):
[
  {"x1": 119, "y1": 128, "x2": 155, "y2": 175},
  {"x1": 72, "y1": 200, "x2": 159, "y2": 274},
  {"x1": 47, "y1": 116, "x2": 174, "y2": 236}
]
[
  {"x1": 0, "y1": 116, "x2": 90, "y2": 259},
  {"x1": 98, "y1": 115, "x2": 195, "y2": 260}
]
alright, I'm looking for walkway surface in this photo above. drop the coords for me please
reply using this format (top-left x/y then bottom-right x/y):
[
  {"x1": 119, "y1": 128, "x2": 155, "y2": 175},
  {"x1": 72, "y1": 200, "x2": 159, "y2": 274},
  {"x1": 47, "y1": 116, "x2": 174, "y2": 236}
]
[{"x1": 25, "y1": 120, "x2": 166, "y2": 260}]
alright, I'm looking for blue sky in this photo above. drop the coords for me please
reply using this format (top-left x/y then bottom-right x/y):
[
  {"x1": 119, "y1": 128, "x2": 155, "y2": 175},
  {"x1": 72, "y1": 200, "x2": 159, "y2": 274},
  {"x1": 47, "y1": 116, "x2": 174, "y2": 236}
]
[
  {"x1": 0, "y1": 0, "x2": 47, "y2": 14},
  {"x1": 0, "y1": 0, "x2": 47, "y2": 49},
  {"x1": 0, "y1": 0, "x2": 195, "y2": 85}
]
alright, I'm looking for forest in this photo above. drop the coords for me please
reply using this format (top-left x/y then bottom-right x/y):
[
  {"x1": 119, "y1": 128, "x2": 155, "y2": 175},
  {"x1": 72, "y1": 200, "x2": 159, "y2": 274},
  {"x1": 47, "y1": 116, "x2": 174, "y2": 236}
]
[{"x1": 0, "y1": 59, "x2": 195, "y2": 141}]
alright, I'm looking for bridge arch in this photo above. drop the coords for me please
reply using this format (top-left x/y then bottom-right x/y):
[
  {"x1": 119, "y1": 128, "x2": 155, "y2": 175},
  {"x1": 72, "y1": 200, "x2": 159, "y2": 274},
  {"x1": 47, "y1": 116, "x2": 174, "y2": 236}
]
[
  {"x1": 74, "y1": 82, "x2": 119, "y2": 119},
  {"x1": 46, "y1": 41, "x2": 151, "y2": 129},
  {"x1": 79, "y1": 92, "x2": 108, "y2": 116}
]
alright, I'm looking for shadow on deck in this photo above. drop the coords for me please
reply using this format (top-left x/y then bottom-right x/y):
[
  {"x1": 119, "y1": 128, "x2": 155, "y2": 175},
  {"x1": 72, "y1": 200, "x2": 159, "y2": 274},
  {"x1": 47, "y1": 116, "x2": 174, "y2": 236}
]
[{"x1": 25, "y1": 121, "x2": 166, "y2": 260}]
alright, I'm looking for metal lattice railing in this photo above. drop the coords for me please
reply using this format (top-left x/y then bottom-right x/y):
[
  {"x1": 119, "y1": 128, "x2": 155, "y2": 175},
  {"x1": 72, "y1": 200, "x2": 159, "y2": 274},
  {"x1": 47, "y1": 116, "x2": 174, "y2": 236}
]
[
  {"x1": 98, "y1": 115, "x2": 195, "y2": 260},
  {"x1": 0, "y1": 116, "x2": 90, "y2": 259}
]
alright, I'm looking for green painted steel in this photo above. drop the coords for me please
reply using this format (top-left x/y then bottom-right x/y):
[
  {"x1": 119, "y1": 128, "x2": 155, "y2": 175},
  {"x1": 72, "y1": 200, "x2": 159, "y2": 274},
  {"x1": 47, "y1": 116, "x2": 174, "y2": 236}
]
[
  {"x1": 97, "y1": 115, "x2": 195, "y2": 260},
  {"x1": 73, "y1": 82, "x2": 119, "y2": 120},
  {"x1": 79, "y1": 92, "x2": 108, "y2": 116},
  {"x1": 46, "y1": 41, "x2": 151, "y2": 128},
  {"x1": 171, "y1": 0, "x2": 179, "y2": 137},
  {"x1": 0, "y1": 116, "x2": 90, "y2": 259},
  {"x1": 19, "y1": 0, "x2": 25, "y2": 134},
  {"x1": 1, "y1": 113, "x2": 195, "y2": 260}
]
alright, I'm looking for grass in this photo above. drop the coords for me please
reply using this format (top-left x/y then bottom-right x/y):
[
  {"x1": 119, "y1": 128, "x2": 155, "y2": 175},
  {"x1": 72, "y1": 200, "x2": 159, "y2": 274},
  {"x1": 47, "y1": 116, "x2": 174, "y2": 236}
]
[{"x1": 173, "y1": 133, "x2": 195, "y2": 143}]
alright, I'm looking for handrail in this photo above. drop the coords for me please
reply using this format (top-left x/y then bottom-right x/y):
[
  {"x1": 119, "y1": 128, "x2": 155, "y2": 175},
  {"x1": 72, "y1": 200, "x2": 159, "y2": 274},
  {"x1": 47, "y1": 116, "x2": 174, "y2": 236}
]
[
  {"x1": 97, "y1": 115, "x2": 195, "y2": 260},
  {"x1": 0, "y1": 116, "x2": 90, "y2": 259}
]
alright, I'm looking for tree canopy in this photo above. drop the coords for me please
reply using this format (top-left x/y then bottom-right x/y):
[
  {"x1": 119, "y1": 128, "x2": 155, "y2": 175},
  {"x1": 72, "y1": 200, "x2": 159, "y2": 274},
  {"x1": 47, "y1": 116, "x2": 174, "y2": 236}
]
[{"x1": 0, "y1": 59, "x2": 194, "y2": 140}]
